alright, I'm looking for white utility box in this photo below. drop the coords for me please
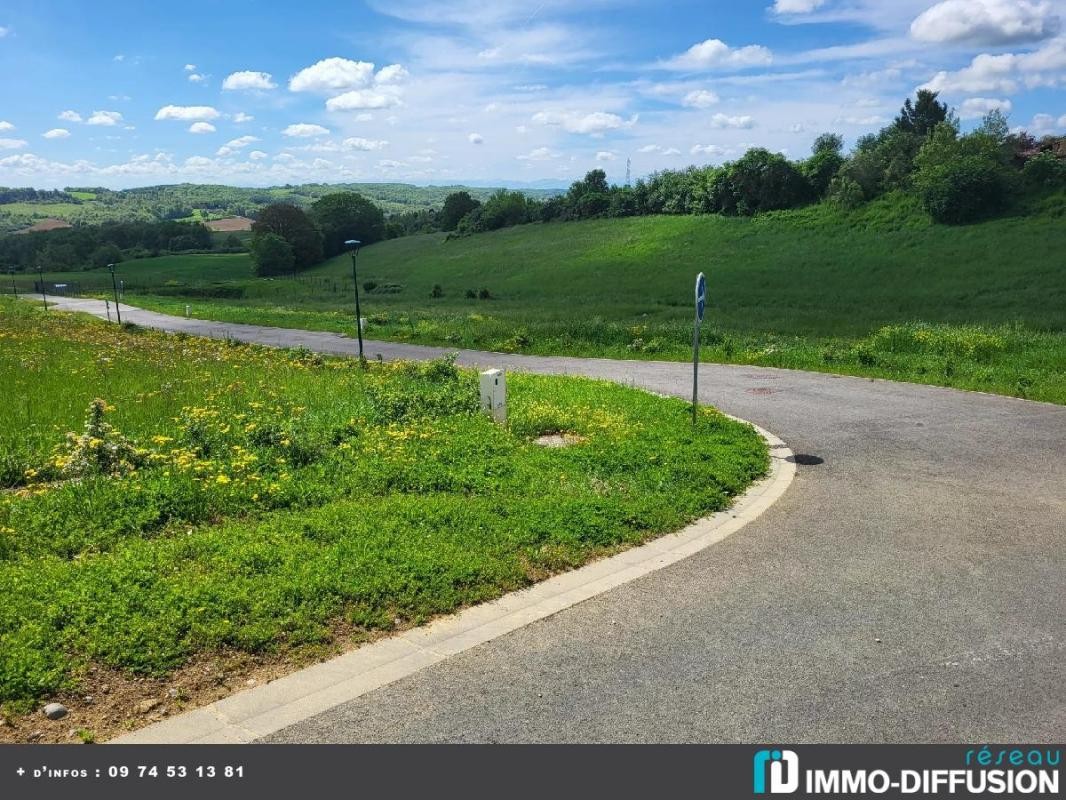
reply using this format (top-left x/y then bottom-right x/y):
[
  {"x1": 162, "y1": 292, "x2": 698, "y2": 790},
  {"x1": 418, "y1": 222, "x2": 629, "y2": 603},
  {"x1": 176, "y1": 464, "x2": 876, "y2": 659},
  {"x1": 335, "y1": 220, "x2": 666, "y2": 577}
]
[{"x1": 479, "y1": 368, "x2": 507, "y2": 424}]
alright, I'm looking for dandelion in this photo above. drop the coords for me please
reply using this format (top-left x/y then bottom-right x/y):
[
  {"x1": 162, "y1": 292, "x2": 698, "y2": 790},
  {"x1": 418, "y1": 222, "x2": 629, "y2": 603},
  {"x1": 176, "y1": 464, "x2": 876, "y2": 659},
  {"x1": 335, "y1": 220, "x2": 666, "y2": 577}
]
[{"x1": 215, "y1": 474, "x2": 231, "y2": 485}]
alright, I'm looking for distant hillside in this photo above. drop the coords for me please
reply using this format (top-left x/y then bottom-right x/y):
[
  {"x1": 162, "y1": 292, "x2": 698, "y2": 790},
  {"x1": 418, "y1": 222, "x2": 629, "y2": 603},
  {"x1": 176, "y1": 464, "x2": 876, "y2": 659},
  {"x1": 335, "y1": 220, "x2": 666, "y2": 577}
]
[{"x1": 0, "y1": 182, "x2": 560, "y2": 234}]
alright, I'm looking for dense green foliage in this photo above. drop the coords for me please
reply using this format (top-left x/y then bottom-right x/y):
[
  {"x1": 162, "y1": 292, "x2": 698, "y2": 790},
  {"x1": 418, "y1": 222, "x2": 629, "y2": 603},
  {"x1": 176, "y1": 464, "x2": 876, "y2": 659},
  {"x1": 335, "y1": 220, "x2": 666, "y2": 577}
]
[
  {"x1": 249, "y1": 232, "x2": 295, "y2": 277},
  {"x1": 439, "y1": 191, "x2": 482, "y2": 231},
  {"x1": 251, "y1": 203, "x2": 323, "y2": 270},
  {"x1": 0, "y1": 300, "x2": 766, "y2": 708},
  {"x1": 310, "y1": 192, "x2": 386, "y2": 256}
]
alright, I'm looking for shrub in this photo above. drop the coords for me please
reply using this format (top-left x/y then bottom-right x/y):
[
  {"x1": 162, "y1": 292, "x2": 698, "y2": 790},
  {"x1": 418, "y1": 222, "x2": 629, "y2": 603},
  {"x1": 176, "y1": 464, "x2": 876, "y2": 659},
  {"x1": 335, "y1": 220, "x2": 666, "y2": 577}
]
[
  {"x1": 249, "y1": 232, "x2": 295, "y2": 277},
  {"x1": 1022, "y1": 152, "x2": 1066, "y2": 187},
  {"x1": 914, "y1": 156, "x2": 1009, "y2": 223},
  {"x1": 430, "y1": 284, "x2": 444, "y2": 298}
]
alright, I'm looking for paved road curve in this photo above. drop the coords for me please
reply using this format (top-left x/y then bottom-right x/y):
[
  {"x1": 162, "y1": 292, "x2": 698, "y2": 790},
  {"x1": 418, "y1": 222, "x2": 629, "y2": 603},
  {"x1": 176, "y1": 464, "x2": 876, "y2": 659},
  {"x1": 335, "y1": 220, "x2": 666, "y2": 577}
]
[{"x1": 45, "y1": 297, "x2": 1066, "y2": 742}]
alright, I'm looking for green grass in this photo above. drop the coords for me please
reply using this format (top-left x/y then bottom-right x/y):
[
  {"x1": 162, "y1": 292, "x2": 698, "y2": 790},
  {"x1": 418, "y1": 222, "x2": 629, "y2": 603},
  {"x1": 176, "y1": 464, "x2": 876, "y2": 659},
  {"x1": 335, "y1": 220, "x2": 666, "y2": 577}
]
[
  {"x1": 0, "y1": 299, "x2": 767, "y2": 710},
  {"x1": 27, "y1": 194, "x2": 1066, "y2": 403}
]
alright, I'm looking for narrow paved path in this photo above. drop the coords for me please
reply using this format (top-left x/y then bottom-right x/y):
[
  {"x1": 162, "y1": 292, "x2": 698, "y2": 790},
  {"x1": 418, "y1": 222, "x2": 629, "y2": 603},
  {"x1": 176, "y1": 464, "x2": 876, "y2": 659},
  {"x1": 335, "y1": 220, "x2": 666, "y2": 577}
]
[{"x1": 45, "y1": 297, "x2": 1066, "y2": 742}]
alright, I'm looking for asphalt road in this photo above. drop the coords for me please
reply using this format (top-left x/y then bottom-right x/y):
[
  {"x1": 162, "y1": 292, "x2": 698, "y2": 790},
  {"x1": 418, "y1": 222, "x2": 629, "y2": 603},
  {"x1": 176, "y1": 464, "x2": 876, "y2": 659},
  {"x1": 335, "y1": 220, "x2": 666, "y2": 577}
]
[{"x1": 44, "y1": 297, "x2": 1066, "y2": 742}]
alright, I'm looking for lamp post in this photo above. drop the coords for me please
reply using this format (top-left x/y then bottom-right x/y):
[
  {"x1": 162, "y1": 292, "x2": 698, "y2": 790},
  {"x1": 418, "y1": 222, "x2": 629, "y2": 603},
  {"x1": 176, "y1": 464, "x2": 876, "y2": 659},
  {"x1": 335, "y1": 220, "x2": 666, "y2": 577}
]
[
  {"x1": 36, "y1": 264, "x2": 47, "y2": 310},
  {"x1": 345, "y1": 239, "x2": 364, "y2": 363},
  {"x1": 108, "y1": 263, "x2": 122, "y2": 324}
]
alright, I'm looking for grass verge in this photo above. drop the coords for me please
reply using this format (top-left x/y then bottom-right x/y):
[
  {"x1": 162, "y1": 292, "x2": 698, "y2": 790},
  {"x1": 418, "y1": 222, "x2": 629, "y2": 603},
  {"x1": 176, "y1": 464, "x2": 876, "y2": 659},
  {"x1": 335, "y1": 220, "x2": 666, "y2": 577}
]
[{"x1": 0, "y1": 298, "x2": 767, "y2": 739}]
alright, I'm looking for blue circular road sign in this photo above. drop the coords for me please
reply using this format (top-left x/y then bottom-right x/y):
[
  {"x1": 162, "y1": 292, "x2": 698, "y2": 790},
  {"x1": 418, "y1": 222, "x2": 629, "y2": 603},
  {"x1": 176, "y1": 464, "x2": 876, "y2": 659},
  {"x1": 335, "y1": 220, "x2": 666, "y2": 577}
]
[{"x1": 695, "y1": 272, "x2": 706, "y2": 323}]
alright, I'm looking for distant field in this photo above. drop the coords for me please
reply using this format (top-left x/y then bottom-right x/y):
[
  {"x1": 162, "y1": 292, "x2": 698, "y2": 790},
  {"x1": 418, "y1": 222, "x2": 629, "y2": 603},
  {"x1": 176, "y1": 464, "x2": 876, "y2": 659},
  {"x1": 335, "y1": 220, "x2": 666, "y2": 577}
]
[{"x1": 21, "y1": 195, "x2": 1066, "y2": 403}]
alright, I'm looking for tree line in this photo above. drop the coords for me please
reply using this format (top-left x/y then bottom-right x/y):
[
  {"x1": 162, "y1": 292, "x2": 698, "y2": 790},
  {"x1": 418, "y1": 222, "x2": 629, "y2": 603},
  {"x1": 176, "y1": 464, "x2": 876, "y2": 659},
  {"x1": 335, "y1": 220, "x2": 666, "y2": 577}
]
[{"x1": 438, "y1": 91, "x2": 1065, "y2": 234}]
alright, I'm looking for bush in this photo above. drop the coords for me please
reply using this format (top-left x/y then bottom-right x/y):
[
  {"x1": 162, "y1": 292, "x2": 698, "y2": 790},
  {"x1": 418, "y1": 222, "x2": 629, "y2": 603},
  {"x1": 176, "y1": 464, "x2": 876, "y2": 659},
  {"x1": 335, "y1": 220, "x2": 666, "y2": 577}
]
[
  {"x1": 914, "y1": 156, "x2": 1009, "y2": 224},
  {"x1": 430, "y1": 284, "x2": 444, "y2": 298},
  {"x1": 1022, "y1": 152, "x2": 1066, "y2": 187},
  {"x1": 249, "y1": 232, "x2": 295, "y2": 277}
]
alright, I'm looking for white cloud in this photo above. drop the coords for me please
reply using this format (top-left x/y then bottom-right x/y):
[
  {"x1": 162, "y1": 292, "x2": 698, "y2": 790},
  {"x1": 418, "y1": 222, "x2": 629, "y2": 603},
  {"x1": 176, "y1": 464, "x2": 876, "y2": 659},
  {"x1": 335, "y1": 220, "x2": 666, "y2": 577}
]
[
  {"x1": 86, "y1": 110, "x2": 123, "y2": 126},
  {"x1": 187, "y1": 73, "x2": 206, "y2": 83},
  {"x1": 326, "y1": 90, "x2": 402, "y2": 111},
  {"x1": 0, "y1": 26, "x2": 9, "y2": 37},
  {"x1": 42, "y1": 128, "x2": 70, "y2": 139},
  {"x1": 691, "y1": 143, "x2": 724, "y2": 156},
  {"x1": 911, "y1": 1, "x2": 1061, "y2": 46},
  {"x1": 282, "y1": 123, "x2": 331, "y2": 137},
  {"x1": 468, "y1": 132, "x2": 484, "y2": 144},
  {"x1": 665, "y1": 39, "x2": 773, "y2": 70},
  {"x1": 343, "y1": 137, "x2": 388, "y2": 150},
  {"x1": 637, "y1": 144, "x2": 682, "y2": 155},
  {"x1": 58, "y1": 110, "x2": 82, "y2": 123},
  {"x1": 772, "y1": 0, "x2": 827, "y2": 12},
  {"x1": 184, "y1": 64, "x2": 196, "y2": 71},
  {"x1": 184, "y1": 156, "x2": 213, "y2": 167},
  {"x1": 222, "y1": 71, "x2": 277, "y2": 91},
  {"x1": 189, "y1": 122, "x2": 216, "y2": 134},
  {"x1": 374, "y1": 64, "x2": 408, "y2": 85},
  {"x1": 595, "y1": 150, "x2": 617, "y2": 161},
  {"x1": 1030, "y1": 112, "x2": 1066, "y2": 131},
  {"x1": 516, "y1": 146, "x2": 558, "y2": 160},
  {"x1": 532, "y1": 110, "x2": 637, "y2": 135},
  {"x1": 248, "y1": 150, "x2": 268, "y2": 161},
  {"x1": 710, "y1": 113, "x2": 755, "y2": 128},
  {"x1": 0, "y1": 121, "x2": 13, "y2": 132},
  {"x1": 682, "y1": 89, "x2": 720, "y2": 108},
  {"x1": 922, "y1": 36, "x2": 1066, "y2": 95},
  {"x1": 289, "y1": 57, "x2": 375, "y2": 93},
  {"x1": 0, "y1": 138, "x2": 27, "y2": 150},
  {"x1": 959, "y1": 96, "x2": 1013, "y2": 118},
  {"x1": 216, "y1": 135, "x2": 260, "y2": 156},
  {"x1": 155, "y1": 105, "x2": 220, "y2": 121},
  {"x1": 835, "y1": 114, "x2": 889, "y2": 125},
  {"x1": 232, "y1": 112, "x2": 254, "y2": 123}
]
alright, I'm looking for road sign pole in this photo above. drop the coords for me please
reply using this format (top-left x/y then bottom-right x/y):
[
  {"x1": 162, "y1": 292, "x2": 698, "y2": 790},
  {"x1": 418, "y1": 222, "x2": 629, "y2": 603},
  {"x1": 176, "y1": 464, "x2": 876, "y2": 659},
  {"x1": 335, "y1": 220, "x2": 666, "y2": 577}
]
[{"x1": 692, "y1": 271, "x2": 706, "y2": 427}]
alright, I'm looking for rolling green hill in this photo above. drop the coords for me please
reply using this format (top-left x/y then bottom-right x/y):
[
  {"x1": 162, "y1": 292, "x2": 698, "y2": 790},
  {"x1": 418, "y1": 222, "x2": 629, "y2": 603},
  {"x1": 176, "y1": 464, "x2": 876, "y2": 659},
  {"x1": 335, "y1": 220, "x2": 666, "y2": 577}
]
[{"x1": 22, "y1": 195, "x2": 1066, "y2": 402}]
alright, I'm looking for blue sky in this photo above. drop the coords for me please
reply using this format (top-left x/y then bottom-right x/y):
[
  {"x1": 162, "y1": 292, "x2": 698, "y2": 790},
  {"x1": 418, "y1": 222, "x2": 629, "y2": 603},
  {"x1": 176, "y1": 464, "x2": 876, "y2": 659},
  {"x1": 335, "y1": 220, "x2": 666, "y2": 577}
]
[{"x1": 0, "y1": 0, "x2": 1063, "y2": 188}]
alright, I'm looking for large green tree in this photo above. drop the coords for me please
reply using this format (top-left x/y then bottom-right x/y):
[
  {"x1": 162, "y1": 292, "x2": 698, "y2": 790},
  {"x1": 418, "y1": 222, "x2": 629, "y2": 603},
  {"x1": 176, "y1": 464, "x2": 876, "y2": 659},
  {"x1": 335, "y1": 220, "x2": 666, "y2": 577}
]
[
  {"x1": 252, "y1": 203, "x2": 323, "y2": 269},
  {"x1": 310, "y1": 192, "x2": 385, "y2": 258},
  {"x1": 439, "y1": 191, "x2": 481, "y2": 231},
  {"x1": 249, "y1": 232, "x2": 295, "y2": 276},
  {"x1": 894, "y1": 90, "x2": 951, "y2": 137}
]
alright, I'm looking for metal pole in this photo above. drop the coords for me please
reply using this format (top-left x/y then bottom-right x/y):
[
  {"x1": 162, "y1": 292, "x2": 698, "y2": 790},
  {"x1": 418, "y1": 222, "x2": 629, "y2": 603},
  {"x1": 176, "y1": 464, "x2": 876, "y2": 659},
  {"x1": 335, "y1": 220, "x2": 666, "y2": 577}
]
[
  {"x1": 346, "y1": 241, "x2": 365, "y2": 363},
  {"x1": 108, "y1": 264, "x2": 122, "y2": 324},
  {"x1": 37, "y1": 266, "x2": 47, "y2": 310},
  {"x1": 9, "y1": 270, "x2": 16, "y2": 297},
  {"x1": 692, "y1": 309, "x2": 700, "y2": 426}
]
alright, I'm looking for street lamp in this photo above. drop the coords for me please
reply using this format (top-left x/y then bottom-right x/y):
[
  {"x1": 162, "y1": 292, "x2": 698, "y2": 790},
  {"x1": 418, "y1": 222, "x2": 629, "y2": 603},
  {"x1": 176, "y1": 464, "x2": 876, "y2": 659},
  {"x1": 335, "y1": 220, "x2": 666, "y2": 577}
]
[
  {"x1": 36, "y1": 263, "x2": 47, "y2": 310},
  {"x1": 108, "y1": 263, "x2": 122, "y2": 325},
  {"x1": 345, "y1": 239, "x2": 364, "y2": 363}
]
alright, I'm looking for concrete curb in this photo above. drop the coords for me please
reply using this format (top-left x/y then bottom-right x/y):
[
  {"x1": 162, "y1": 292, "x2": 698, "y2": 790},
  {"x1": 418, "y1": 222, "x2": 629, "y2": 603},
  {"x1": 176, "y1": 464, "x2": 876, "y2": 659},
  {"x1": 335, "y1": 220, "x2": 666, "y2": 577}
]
[{"x1": 111, "y1": 422, "x2": 795, "y2": 744}]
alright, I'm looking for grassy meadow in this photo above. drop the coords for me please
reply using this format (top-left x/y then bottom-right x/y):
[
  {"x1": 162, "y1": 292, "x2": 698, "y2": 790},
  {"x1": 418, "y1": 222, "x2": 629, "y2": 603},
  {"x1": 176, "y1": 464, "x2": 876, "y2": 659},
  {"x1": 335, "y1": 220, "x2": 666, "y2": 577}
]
[
  {"x1": 0, "y1": 298, "x2": 767, "y2": 731},
  {"x1": 21, "y1": 194, "x2": 1066, "y2": 403}
]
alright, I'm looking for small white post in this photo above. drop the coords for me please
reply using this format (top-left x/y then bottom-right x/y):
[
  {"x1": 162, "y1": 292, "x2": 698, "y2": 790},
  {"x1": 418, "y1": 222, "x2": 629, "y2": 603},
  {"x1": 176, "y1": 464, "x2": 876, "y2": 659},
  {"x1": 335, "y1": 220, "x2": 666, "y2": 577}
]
[
  {"x1": 185, "y1": 304, "x2": 191, "y2": 318},
  {"x1": 359, "y1": 316, "x2": 367, "y2": 334},
  {"x1": 479, "y1": 369, "x2": 507, "y2": 425},
  {"x1": 105, "y1": 299, "x2": 112, "y2": 322}
]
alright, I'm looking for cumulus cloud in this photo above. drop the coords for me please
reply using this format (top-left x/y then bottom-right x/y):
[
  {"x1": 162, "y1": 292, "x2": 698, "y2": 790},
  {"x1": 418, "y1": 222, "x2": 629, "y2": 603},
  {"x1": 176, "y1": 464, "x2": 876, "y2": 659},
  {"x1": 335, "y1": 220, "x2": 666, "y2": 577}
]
[
  {"x1": 189, "y1": 122, "x2": 216, "y2": 134},
  {"x1": 516, "y1": 146, "x2": 558, "y2": 160},
  {"x1": 58, "y1": 110, "x2": 82, "y2": 123},
  {"x1": 155, "y1": 105, "x2": 220, "y2": 121},
  {"x1": 637, "y1": 144, "x2": 681, "y2": 155},
  {"x1": 248, "y1": 150, "x2": 268, "y2": 161},
  {"x1": 666, "y1": 38, "x2": 773, "y2": 70},
  {"x1": 1029, "y1": 112, "x2": 1066, "y2": 131},
  {"x1": 325, "y1": 90, "x2": 402, "y2": 111},
  {"x1": 282, "y1": 123, "x2": 331, "y2": 137},
  {"x1": 374, "y1": 64, "x2": 408, "y2": 85},
  {"x1": 184, "y1": 64, "x2": 196, "y2": 71},
  {"x1": 710, "y1": 113, "x2": 755, "y2": 128},
  {"x1": 289, "y1": 58, "x2": 375, "y2": 93},
  {"x1": 0, "y1": 138, "x2": 27, "y2": 150},
  {"x1": 691, "y1": 143, "x2": 724, "y2": 156},
  {"x1": 0, "y1": 121, "x2": 13, "y2": 132},
  {"x1": 532, "y1": 110, "x2": 637, "y2": 135},
  {"x1": 187, "y1": 73, "x2": 206, "y2": 83},
  {"x1": 232, "y1": 112, "x2": 254, "y2": 123},
  {"x1": 222, "y1": 71, "x2": 277, "y2": 91},
  {"x1": 772, "y1": 0, "x2": 827, "y2": 12},
  {"x1": 682, "y1": 89, "x2": 720, "y2": 108},
  {"x1": 216, "y1": 135, "x2": 260, "y2": 156},
  {"x1": 595, "y1": 150, "x2": 617, "y2": 161},
  {"x1": 922, "y1": 37, "x2": 1066, "y2": 94},
  {"x1": 911, "y1": 0, "x2": 1060, "y2": 46},
  {"x1": 86, "y1": 110, "x2": 123, "y2": 126},
  {"x1": 42, "y1": 128, "x2": 70, "y2": 139},
  {"x1": 468, "y1": 132, "x2": 484, "y2": 144},
  {"x1": 343, "y1": 137, "x2": 388, "y2": 150},
  {"x1": 959, "y1": 96, "x2": 1013, "y2": 118}
]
